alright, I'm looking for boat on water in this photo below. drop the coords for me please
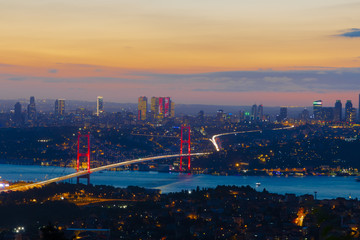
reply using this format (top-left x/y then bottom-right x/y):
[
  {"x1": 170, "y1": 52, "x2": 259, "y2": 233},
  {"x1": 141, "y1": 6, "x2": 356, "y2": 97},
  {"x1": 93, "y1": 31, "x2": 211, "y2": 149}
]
[
  {"x1": 256, "y1": 182, "x2": 261, "y2": 187},
  {"x1": 355, "y1": 177, "x2": 360, "y2": 182}
]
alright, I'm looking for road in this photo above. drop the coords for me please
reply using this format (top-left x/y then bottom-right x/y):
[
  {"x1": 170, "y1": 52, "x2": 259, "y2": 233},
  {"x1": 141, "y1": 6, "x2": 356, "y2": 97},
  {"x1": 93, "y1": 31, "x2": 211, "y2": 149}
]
[{"x1": 210, "y1": 125, "x2": 295, "y2": 151}]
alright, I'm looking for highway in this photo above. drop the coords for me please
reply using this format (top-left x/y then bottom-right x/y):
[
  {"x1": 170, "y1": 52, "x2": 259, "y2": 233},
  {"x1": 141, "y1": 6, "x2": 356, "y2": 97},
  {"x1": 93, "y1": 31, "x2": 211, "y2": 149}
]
[
  {"x1": 3, "y1": 152, "x2": 209, "y2": 192},
  {"x1": 209, "y1": 126, "x2": 295, "y2": 151}
]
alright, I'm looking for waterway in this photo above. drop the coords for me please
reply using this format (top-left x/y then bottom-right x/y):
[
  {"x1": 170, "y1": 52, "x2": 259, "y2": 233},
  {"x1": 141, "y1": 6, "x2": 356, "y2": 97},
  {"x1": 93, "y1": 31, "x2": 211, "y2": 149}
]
[{"x1": 0, "y1": 164, "x2": 359, "y2": 199}]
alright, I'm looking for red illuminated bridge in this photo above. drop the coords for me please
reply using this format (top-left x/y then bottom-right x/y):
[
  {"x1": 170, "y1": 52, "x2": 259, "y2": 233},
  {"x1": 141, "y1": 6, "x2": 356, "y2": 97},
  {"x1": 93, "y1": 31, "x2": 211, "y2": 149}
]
[{"x1": 3, "y1": 152, "x2": 210, "y2": 192}]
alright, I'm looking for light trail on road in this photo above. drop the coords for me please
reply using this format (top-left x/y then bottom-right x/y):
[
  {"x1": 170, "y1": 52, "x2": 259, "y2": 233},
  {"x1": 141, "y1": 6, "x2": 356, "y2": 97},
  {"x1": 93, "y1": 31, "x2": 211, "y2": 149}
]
[{"x1": 209, "y1": 126, "x2": 295, "y2": 151}]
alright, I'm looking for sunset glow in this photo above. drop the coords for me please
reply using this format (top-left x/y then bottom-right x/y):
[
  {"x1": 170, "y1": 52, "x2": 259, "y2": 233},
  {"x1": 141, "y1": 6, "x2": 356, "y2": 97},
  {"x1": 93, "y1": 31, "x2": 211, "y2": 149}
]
[{"x1": 1, "y1": 0, "x2": 360, "y2": 105}]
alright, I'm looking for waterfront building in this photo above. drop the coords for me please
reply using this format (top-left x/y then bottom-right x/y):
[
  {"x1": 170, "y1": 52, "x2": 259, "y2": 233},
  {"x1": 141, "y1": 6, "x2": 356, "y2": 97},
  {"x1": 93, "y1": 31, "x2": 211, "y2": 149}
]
[
  {"x1": 334, "y1": 100, "x2": 342, "y2": 122},
  {"x1": 96, "y1": 96, "x2": 104, "y2": 116},
  {"x1": 138, "y1": 96, "x2": 148, "y2": 121},
  {"x1": 55, "y1": 99, "x2": 65, "y2": 116}
]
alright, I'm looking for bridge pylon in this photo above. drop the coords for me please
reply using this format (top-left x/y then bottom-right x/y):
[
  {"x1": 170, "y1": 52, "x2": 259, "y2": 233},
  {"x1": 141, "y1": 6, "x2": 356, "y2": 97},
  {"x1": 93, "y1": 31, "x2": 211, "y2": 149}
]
[
  {"x1": 180, "y1": 126, "x2": 191, "y2": 171},
  {"x1": 76, "y1": 132, "x2": 91, "y2": 184}
]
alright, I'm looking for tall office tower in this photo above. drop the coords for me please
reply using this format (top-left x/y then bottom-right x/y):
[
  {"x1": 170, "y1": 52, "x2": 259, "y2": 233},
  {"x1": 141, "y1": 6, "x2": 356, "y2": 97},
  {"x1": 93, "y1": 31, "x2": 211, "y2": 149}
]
[
  {"x1": 170, "y1": 101, "x2": 175, "y2": 118},
  {"x1": 251, "y1": 104, "x2": 257, "y2": 121},
  {"x1": 350, "y1": 108, "x2": 357, "y2": 122},
  {"x1": 138, "y1": 96, "x2": 148, "y2": 121},
  {"x1": 150, "y1": 97, "x2": 159, "y2": 119},
  {"x1": 96, "y1": 96, "x2": 104, "y2": 116},
  {"x1": 257, "y1": 104, "x2": 263, "y2": 121},
  {"x1": 313, "y1": 100, "x2": 322, "y2": 120},
  {"x1": 239, "y1": 110, "x2": 245, "y2": 122},
  {"x1": 27, "y1": 96, "x2": 37, "y2": 121},
  {"x1": 322, "y1": 107, "x2": 334, "y2": 121},
  {"x1": 334, "y1": 100, "x2": 342, "y2": 122},
  {"x1": 216, "y1": 109, "x2": 225, "y2": 122},
  {"x1": 164, "y1": 97, "x2": 171, "y2": 117},
  {"x1": 150, "y1": 97, "x2": 174, "y2": 120},
  {"x1": 55, "y1": 99, "x2": 65, "y2": 116},
  {"x1": 299, "y1": 108, "x2": 310, "y2": 120},
  {"x1": 14, "y1": 102, "x2": 22, "y2": 124},
  {"x1": 279, "y1": 107, "x2": 288, "y2": 121},
  {"x1": 345, "y1": 100, "x2": 353, "y2": 122}
]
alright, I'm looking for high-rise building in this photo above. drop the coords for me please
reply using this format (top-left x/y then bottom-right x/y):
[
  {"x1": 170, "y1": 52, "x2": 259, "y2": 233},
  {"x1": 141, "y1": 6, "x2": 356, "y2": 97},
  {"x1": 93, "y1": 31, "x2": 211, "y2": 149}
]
[
  {"x1": 350, "y1": 107, "x2": 357, "y2": 122},
  {"x1": 251, "y1": 104, "x2": 257, "y2": 121},
  {"x1": 96, "y1": 96, "x2": 104, "y2": 116},
  {"x1": 359, "y1": 94, "x2": 360, "y2": 121},
  {"x1": 345, "y1": 100, "x2": 353, "y2": 122},
  {"x1": 170, "y1": 101, "x2": 175, "y2": 118},
  {"x1": 334, "y1": 100, "x2": 342, "y2": 122},
  {"x1": 138, "y1": 96, "x2": 148, "y2": 121},
  {"x1": 27, "y1": 96, "x2": 36, "y2": 122},
  {"x1": 279, "y1": 107, "x2": 287, "y2": 121},
  {"x1": 313, "y1": 100, "x2": 322, "y2": 120},
  {"x1": 299, "y1": 108, "x2": 310, "y2": 120},
  {"x1": 55, "y1": 99, "x2": 65, "y2": 116},
  {"x1": 257, "y1": 104, "x2": 263, "y2": 121},
  {"x1": 14, "y1": 102, "x2": 22, "y2": 124},
  {"x1": 150, "y1": 97, "x2": 174, "y2": 120},
  {"x1": 150, "y1": 97, "x2": 159, "y2": 120},
  {"x1": 322, "y1": 107, "x2": 334, "y2": 121}
]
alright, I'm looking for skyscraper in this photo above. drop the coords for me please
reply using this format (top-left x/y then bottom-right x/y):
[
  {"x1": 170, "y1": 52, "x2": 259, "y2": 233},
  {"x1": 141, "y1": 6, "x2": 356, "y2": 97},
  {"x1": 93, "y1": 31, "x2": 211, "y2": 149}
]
[
  {"x1": 322, "y1": 107, "x2": 334, "y2": 121},
  {"x1": 257, "y1": 104, "x2": 263, "y2": 121},
  {"x1": 358, "y1": 94, "x2": 360, "y2": 121},
  {"x1": 299, "y1": 108, "x2": 310, "y2": 121},
  {"x1": 313, "y1": 100, "x2": 322, "y2": 120},
  {"x1": 345, "y1": 100, "x2": 353, "y2": 122},
  {"x1": 350, "y1": 107, "x2": 357, "y2": 122},
  {"x1": 97, "y1": 96, "x2": 104, "y2": 116},
  {"x1": 55, "y1": 99, "x2": 65, "y2": 116},
  {"x1": 14, "y1": 102, "x2": 22, "y2": 124},
  {"x1": 279, "y1": 107, "x2": 287, "y2": 121},
  {"x1": 251, "y1": 104, "x2": 257, "y2": 121},
  {"x1": 27, "y1": 96, "x2": 36, "y2": 122},
  {"x1": 171, "y1": 101, "x2": 175, "y2": 118},
  {"x1": 150, "y1": 97, "x2": 174, "y2": 120},
  {"x1": 334, "y1": 100, "x2": 342, "y2": 122},
  {"x1": 138, "y1": 96, "x2": 148, "y2": 121}
]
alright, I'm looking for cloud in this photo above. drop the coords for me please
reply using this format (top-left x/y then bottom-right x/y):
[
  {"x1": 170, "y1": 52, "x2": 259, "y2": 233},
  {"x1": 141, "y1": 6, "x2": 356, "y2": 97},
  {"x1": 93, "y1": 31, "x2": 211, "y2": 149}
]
[
  {"x1": 8, "y1": 77, "x2": 25, "y2": 81},
  {"x1": 0, "y1": 63, "x2": 15, "y2": 67},
  {"x1": 338, "y1": 28, "x2": 360, "y2": 38},
  {"x1": 2, "y1": 67, "x2": 360, "y2": 95},
  {"x1": 302, "y1": 78, "x2": 317, "y2": 82},
  {"x1": 48, "y1": 69, "x2": 58, "y2": 73},
  {"x1": 263, "y1": 77, "x2": 292, "y2": 83}
]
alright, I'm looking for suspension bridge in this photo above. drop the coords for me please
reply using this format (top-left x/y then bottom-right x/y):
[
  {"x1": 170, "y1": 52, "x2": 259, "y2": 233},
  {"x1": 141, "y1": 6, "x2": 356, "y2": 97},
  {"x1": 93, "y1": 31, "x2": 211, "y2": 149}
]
[{"x1": 2, "y1": 125, "x2": 295, "y2": 192}]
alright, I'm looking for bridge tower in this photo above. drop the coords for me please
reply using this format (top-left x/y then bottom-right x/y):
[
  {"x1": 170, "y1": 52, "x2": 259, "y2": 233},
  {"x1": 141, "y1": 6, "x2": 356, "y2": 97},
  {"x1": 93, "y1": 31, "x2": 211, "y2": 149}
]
[
  {"x1": 76, "y1": 132, "x2": 91, "y2": 184},
  {"x1": 180, "y1": 126, "x2": 191, "y2": 171}
]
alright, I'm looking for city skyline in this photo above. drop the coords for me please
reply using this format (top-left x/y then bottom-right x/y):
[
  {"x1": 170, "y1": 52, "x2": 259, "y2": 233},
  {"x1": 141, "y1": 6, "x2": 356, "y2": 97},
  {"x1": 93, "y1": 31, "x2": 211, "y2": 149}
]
[{"x1": 1, "y1": 1, "x2": 360, "y2": 105}]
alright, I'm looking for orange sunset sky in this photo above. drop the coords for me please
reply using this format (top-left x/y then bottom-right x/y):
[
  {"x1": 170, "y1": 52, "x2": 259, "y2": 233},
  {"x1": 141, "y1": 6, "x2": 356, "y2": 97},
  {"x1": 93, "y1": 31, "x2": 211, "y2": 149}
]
[{"x1": 1, "y1": 0, "x2": 360, "y2": 106}]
